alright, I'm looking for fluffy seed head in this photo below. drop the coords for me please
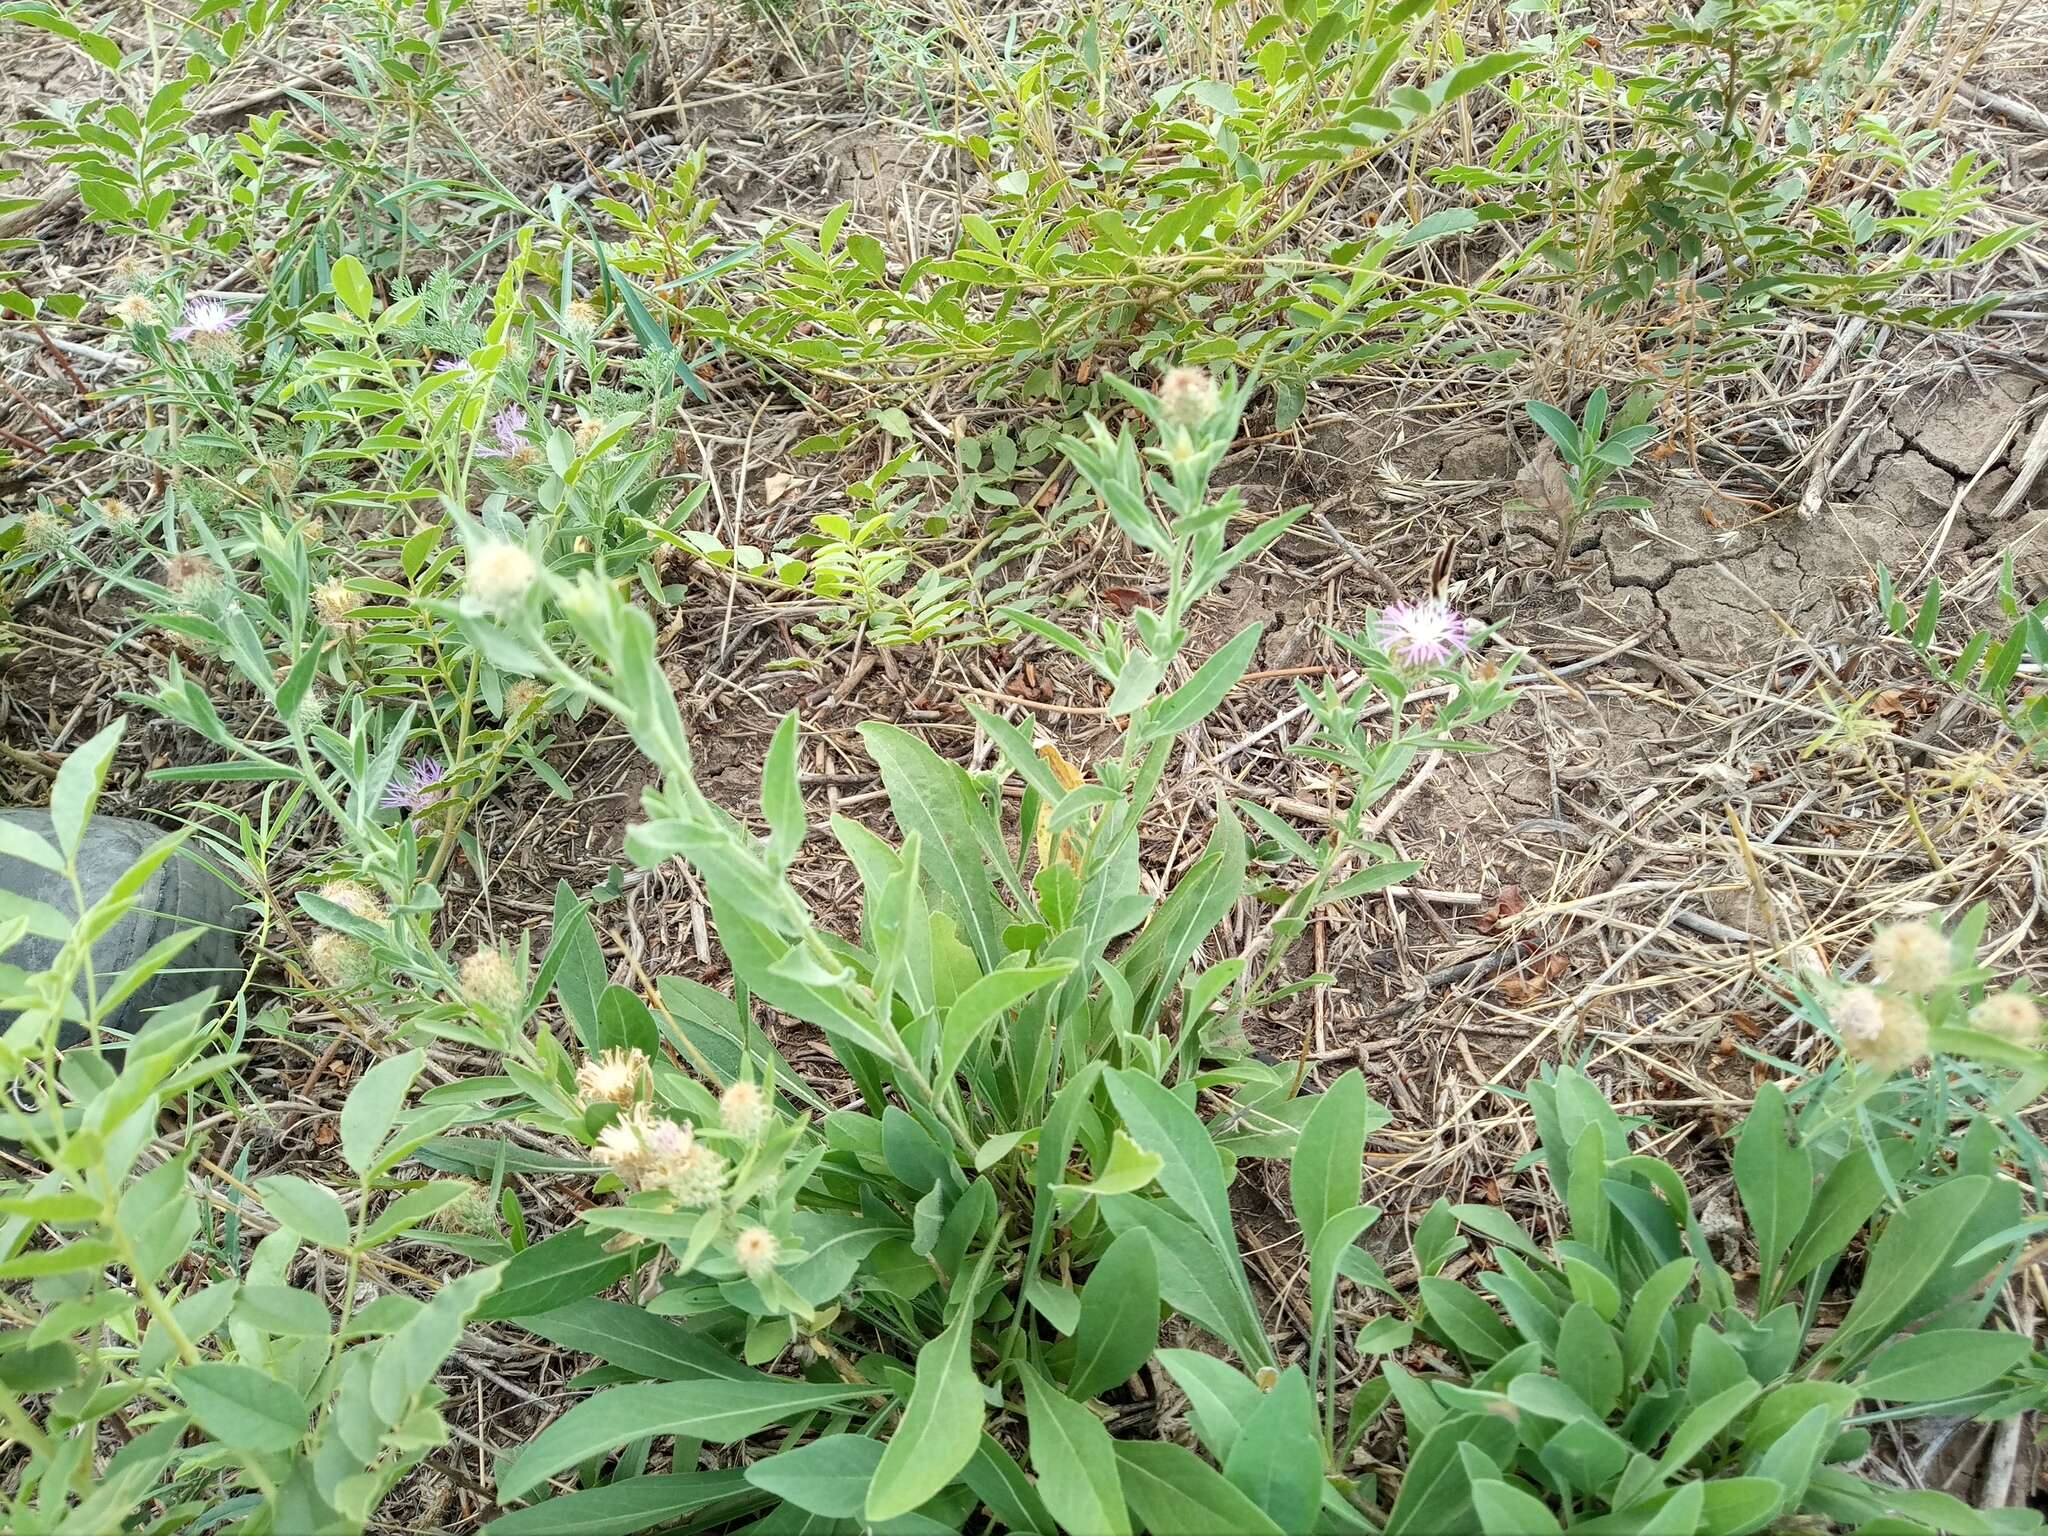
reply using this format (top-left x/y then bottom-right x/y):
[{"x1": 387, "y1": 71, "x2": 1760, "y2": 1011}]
[
  {"x1": 1970, "y1": 992, "x2": 2042, "y2": 1048},
  {"x1": 734, "y1": 1225, "x2": 781, "y2": 1280},
  {"x1": 657, "y1": 1142, "x2": 728, "y2": 1208},
  {"x1": 308, "y1": 932, "x2": 374, "y2": 989},
  {"x1": 317, "y1": 879, "x2": 387, "y2": 925},
  {"x1": 468, "y1": 541, "x2": 537, "y2": 612},
  {"x1": 314, "y1": 579, "x2": 363, "y2": 636},
  {"x1": 1841, "y1": 992, "x2": 1928, "y2": 1076},
  {"x1": 573, "y1": 415, "x2": 607, "y2": 457},
  {"x1": 20, "y1": 510, "x2": 65, "y2": 553},
  {"x1": 1158, "y1": 366, "x2": 1221, "y2": 427},
  {"x1": 576, "y1": 1047, "x2": 649, "y2": 1108},
  {"x1": 1868, "y1": 921, "x2": 1950, "y2": 992},
  {"x1": 593, "y1": 1106, "x2": 659, "y2": 1187},
  {"x1": 1831, "y1": 987, "x2": 1886, "y2": 1045},
  {"x1": 503, "y1": 679, "x2": 549, "y2": 727},
  {"x1": 111, "y1": 292, "x2": 161, "y2": 327},
  {"x1": 562, "y1": 299, "x2": 601, "y2": 339},
  {"x1": 459, "y1": 947, "x2": 526, "y2": 1017},
  {"x1": 96, "y1": 497, "x2": 137, "y2": 531},
  {"x1": 719, "y1": 1080, "x2": 771, "y2": 1141}
]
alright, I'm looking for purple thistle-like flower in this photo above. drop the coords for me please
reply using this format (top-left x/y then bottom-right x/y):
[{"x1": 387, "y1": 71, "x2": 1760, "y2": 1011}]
[
  {"x1": 380, "y1": 756, "x2": 450, "y2": 813},
  {"x1": 1378, "y1": 599, "x2": 1471, "y2": 669},
  {"x1": 170, "y1": 297, "x2": 244, "y2": 341},
  {"x1": 478, "y1": 404, "x2": 530, "y2": 459}
]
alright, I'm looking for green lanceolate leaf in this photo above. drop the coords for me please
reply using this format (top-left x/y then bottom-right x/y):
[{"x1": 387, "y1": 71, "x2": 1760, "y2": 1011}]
[
  {"x1": 1291, "y1": 1067, "x2": 1369, "y2": 1247},
  {"x1": 172, "y1": 1363, "x2": 309, "y2": 1455},
  {"x1": 473, "y1": 1229, "x2": 651, "y2": 1321},
  {"x1": 866, "y1": 1301, "x2": 984, "y2": 1522},
  {"x1": 745, "y1": 1434, "x2": 885, "y2": 1517},
  {"x1": 1068, "y1": 1227, "x2": 1161, "y2": 1398},
  {"x1": 499, "y1": 1378, "x2": 870, "y2": 1502},
  {"x1": 1827, "y1": 1176, "x2": 1991, "y2": 1362},
  {"x1": 1223, "y1": 1366, "x2": 1323, "y2": 1534},
  {"x1": 940, "y1": 959, "x2": 1073, "y2": 1078},
  {"x1": 1385, "y1": 1411, "x2": 1516, "y2": 1536},
  {"x1": 1854, "y1": 1329, "x2": 2032, "y2": 1403},
  {"x1": 1733, "y1": 1083, "x2": 1810, "y2": 1290},
  {"x1": 862, "y1": 721, "x2": 1007, "y2": 970},
  {"x1": 340, "y1": 1047, "x2": 425, "y2": 1178},
  {"x1": 1115, "y1": 1441, "x2": 1286, "y2": 1536},
  {"x1": 1022, "y1": 1363, "x2": 1131, "y2": 1536}
]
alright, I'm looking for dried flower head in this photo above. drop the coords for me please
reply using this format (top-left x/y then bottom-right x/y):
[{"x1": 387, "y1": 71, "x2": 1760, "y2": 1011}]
[
  {"x1": 502, "y1": 679, "x2": 549, "y2": 728},
  {"x1": 308, "y1": 931, "x2": 374, "y2": 989},
  {"x1": 111, "y1": 292, "x2": 161, "y2": 327},
  {"x1": 107, "y1": 253, "x2": 153, "y2": 293},
  {"x1": 1158, "y1": 366, "x2": 1221, "y2": 427},
  {"x1": 734, "y1": 1225, "x2": 781, "y2": 1280},
  {"x1": 1378, "y1": 599, "x2": 1472, "y2": 668},
  {"x1": 459, "y1": 947, "x2": 526, "y2": 1017},
  {"x1": 1868, "y1": 921, "x2": 1950, "y2": 992},
  {"x1": 317, "y1": 879, "x2": 387, "y2": 925},
  {"x1": 95, "y1": 497, "x2": 138, "y2": 532},
  {"x1": 572, "y1": 415, "x2": 607, "y2": 457},
  {"x1": 314, "y1": 579, "x2": 363, "y2": 636},
  {"x1": 468, "y1": 541, "x2": 537, "y2": 612},
  {"x1": 1970, "y1": 992, "x2": 2041, "y2": 1048},
  {"x1": 162, "y1": 552, "x2": 223, "y2": 602},
  {"x1": 1841, "y1": 991, "x2": 1928, "y2": 1076},
  {"x1": 719, "y1": 1079, "x2": 771, "y2": 1141},
  {"x1": 562, "y1": 298, "x2": 601, "y2": 339},
  {"x1": 576, "y1": 1047, "x2": 649, "y2": 1108}
]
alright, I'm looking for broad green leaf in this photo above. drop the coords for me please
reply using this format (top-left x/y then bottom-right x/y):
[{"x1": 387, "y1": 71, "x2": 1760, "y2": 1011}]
[
  {"x1": 521, "y1": 1299, "x2": 755, "y2": 1382},
  {"x1": 1828, "y1": 1177, "x2": 1991, "y2": 1360},
  {"x1": 1155, "y1": 1349, "x2": 1262, "y2": 1464},
  {"x1": 1733, "y1": 1084, "x2": 1810, "y2": 1287},
  {"x1": 866, "y1": 1302, "x2": 983, "y2": 1521},
  {"x1": 1471, "y1": 1478, "x2": 1563, "y2": 1536},
  {"x1": 1556, "y1": 1302, "x2": 1623, "y2": 1419},
  {"x1": 1098, "y1": 1195, "x2": 1267, "y2": 1368},
  {"x1": 1622, "y1": 1258, "x2": 1695, "y2": 1383},
  {"x1": 745, "y1": 1434, "x2": 884, "y2": 1517},
  {"x1": 1384, "y1": 1411, "x2": 1516, "y2": 1536},
  {"x1": 1054, "y1": 1128, "x2": 1163, "y2": 1199},
  {"x1": 1223, "y1": 1367, "x2": 1322, "y2": 1534},
  {"x1": 331, "y1": 253, "x2": 374, "y2": 319},
  {"x1": 341, "y1": 1048, "x2": 424, "y2": 1179},
  {"x1": 482, "y1": 1470, "x2": 750, "y2": 1535},
  {"x1": 862, "y1": 722, "x2": 1006, "y2": 970},
  {"x1": 1103, "y1": 1069, "x2": 1265, "y2": 1362},
  {"x1": 1023, "y1": 1364, "x2": 1130, "y2": 1536},
  {"x1": 1419, "y1": 1278, "x2": 1517, "y2": 1365},
  {"x1": 941, "y1": 960, "x2": 1073, "y2": 1078},
  {"x1": 1069, "y1": 1228, "x2": 1161, "y2": 1398},
  {"x1": 1141, "y1": 624, "x2": 1263, "y2": 741},
  {"x1": 173, "y1": 1362, "x2": 308, "y2": 1454},
  {"x1": 473, "y1": 1229, "x2": 649, "y2": 1321},
  {"x1": 1854, "y1": 1329, "x2": 2031, "y2": 1403},
  {"x1": 499, "y1": 1378, "x2": 867, "y2": 1501},
  {"x1": 256, "y1": 1175, "x2": 351, "y2": 1250},
  {"x1": 1778, "y1": 1139, "x2": 1908, "y2": 1295},
  {"x1": 1656, "y1": 1380, "x2": 1759, "y2": 1480},
  {"x1": 49, "y1": 721, "x2": 121, "y2": 863},
  {"x1": 1291, "y1": 1069, "x2": 1368, "y2": 1247},
  {"x1": 1114, "y1": 1441, "x2": 1285, "y2": 1536}
]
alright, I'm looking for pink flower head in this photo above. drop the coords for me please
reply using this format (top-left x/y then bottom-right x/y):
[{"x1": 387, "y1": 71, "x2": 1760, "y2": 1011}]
[
  {"x1": 1378, "y1": 599, "x2": 1470, "y2": 668},
  {"x1": 479, "y1": 404, "x2": 529, "y2": 458},
  {"x1": 379, "y1": 756, "x2": 449, "y2": 813},
  {"x1": 170, "y1": 297, "x2": 244, "y2": 340}
]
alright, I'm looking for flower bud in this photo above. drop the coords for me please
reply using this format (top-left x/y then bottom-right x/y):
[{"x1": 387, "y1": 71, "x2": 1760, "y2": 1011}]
[
  {"x1": 308, "y1": 932, "x2": 374, "y2": 989},
  {"x1": 719, "y1": 1080, "x2": 771, "y2": 1141},
  {"x1": 734, "y1": 1225, "x2": 781, "y2": 1280},
  {"x1": 459, "y1": 947, "x2": 526, "y2": 1017},
  {"x1": 1158, "y1": 366, "x2": 1221, "y2": 427}
]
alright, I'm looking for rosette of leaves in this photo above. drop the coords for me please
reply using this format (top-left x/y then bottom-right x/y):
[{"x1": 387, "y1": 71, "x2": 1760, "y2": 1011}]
[{"x1": 1377, "y1": 1064, "x2": 2045, "y2": 1536}]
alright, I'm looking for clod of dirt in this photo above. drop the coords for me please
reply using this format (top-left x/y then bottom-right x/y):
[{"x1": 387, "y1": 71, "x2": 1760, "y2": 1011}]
[{"x1": 1891, "y1": 370, "x2": 2038, "y2": 477}]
